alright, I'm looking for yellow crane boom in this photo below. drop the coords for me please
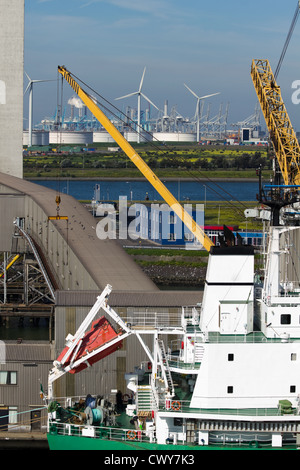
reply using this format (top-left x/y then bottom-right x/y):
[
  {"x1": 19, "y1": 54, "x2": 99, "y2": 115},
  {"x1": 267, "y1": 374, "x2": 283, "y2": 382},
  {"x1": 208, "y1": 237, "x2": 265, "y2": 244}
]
[
  {"x1": 0, "y1": 254, "x2": 20, "y2": 278},
  {"x1": 58, "y1": 66, "x2": 214, "y2": 252},
  {"x1": 251, "y1": 59, "x2": 300, "y2": 186}
]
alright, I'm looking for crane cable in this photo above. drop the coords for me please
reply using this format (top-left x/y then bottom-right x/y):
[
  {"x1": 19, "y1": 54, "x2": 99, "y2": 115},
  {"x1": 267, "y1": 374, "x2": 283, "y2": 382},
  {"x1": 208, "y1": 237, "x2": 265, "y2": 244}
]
[
  {"x1": 66, "y1": 70, "x2": 249, "y2": 219},
  {"x1": 274, "y1": 1, "x2": 300, "y2": 80}
]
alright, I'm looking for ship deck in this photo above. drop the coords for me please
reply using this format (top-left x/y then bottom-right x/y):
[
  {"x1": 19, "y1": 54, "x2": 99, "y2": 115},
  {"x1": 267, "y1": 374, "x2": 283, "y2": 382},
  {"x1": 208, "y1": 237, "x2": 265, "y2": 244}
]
[{"x1": 184, "y1": 329, "x2": 300, "y2": 343}]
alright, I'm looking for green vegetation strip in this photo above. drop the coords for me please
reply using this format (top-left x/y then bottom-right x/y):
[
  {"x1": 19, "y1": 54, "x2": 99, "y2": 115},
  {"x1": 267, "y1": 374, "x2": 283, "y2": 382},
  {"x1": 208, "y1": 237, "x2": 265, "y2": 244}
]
[
  {"x1": 136, "y1": 259, "x2": 207, "y2": 268},
  {"x1": 124, "y1": 248, "x2": 208, "y2": 257},
  {"x1": 23, "y1": 143, "x2": 271, "y2": 180}
]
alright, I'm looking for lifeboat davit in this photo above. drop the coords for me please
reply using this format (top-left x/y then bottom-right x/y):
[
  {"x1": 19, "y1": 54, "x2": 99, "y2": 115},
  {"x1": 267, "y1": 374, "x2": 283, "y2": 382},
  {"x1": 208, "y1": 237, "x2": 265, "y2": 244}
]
[{"x1": 56, "y1": 316, "x2": 123, "y2": 374}]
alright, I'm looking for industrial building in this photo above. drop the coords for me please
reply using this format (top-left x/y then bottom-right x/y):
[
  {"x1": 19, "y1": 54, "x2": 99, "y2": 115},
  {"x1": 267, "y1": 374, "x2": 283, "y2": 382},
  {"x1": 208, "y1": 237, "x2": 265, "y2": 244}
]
[
  {"x1": 0, "y1": 172, "x2": 202, "y2": 432},
  {"x1": 0, "y1": 0, "x2": 24, "y2": 178}
]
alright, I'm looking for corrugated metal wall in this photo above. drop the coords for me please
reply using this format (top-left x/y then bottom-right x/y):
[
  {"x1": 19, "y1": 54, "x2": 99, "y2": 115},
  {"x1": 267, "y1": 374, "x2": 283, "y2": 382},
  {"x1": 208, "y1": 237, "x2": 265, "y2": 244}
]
[{"x1": 0, "y1": 344, "x2": 52, "y2": 431}]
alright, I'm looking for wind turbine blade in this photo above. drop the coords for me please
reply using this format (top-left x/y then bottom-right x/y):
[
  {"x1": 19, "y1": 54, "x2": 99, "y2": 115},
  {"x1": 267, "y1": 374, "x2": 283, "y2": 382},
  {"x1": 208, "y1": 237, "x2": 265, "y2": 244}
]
[
  {"x1": 184, "y1": 83, "x2": 199, "y2": 99},
  {"x1": 141, "y1": 92, "x2": 159, "y2": 111},
  {"x1": 198, "y1": 92, "x2": 220, "y2": 100},
  {"x1": 24, "y1": 71, "x2": 31, "y2": 82},
  {"x1": 115, "y1": 91, "x2": 138, "y2": 100},
  {"x1": 24, "y1": 82, "x2": 31, "y2": 95},
  {"x1": 139, "y1": 67, "x2": 146, "y2": 92},
  {"x1": 32, "y1": 79, "x2": 55, "y2": 83},
  {"x1": 24, "y1": 78, "x2": 55, "y2": 95}
]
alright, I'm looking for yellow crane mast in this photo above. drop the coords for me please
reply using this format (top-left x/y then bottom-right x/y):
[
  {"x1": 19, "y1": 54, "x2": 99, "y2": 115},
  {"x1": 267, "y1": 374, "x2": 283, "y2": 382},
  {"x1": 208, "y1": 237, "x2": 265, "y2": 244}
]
[
  {"x1": 57, "y1": 66, "x2": 214, "y2": 252},
  {"x1": 251, "y1": 59, "x2": 300, "y2": 186}
]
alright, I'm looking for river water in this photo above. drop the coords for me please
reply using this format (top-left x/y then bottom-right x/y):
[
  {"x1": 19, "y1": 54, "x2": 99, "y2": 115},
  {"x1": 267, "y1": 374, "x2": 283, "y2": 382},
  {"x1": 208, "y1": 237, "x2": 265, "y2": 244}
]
[{"x1": 30, "y1": 179, "x2": 259, "y2": 203}]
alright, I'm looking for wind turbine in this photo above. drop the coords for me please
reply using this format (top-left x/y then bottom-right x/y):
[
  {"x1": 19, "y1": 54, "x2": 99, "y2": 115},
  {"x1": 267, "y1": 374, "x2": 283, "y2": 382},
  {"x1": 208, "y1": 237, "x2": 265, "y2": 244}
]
[
  {"x1": 184, "y1": 84, "x2": 220, "y2": 142},
  {"x1": 116, "y1": 67, "x2": 159, "y2": 143},
  {"x1": 24, "y1": 72, "x2": 54, "y2": 147}
]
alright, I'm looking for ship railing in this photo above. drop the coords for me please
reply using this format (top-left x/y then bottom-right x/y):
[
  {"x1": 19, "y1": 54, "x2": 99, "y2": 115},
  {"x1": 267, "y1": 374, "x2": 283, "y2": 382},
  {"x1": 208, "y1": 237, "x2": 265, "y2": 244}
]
[
  {"x1": 176, "y1": 332, "x2": 298, "y2": 344},
  {"x1": 167, "y1": 355, "x2": 201, "y2": 370},
  {"x1": 181, "y1": 307, "x2": 201, "y2": 328},
  {"x1": 159, "y1": 400, "x2": 297, "y2": 416},
  {"x1": 167, "y1": 338, "x2": 203, "y2": 368},
  {"x1": 125, "y1": 310, "x2": 181, "y2": 329},
  {"x1": 205, "y1": 332, "x2": 299, "y2": 343},
  {"x1": 48, "y1": 419, "x2": 156, "y2": 444},
  {"x1": 150, "y1": 379, "x2": 160, "y2": 411}
]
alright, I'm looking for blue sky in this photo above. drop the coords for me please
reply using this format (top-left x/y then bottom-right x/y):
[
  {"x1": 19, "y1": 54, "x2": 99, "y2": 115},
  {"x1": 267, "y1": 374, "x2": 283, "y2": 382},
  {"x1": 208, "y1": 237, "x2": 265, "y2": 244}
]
[{"x1": 24, "y1": 0, "x2": 300, "y2": 130}]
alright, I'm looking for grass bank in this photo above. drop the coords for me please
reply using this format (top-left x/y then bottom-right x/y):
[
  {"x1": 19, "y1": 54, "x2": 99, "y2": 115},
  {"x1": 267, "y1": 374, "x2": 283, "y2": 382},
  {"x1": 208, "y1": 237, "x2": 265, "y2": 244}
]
[{"x1": 24, "y1": 167, "x2": 269, "y2": 180}]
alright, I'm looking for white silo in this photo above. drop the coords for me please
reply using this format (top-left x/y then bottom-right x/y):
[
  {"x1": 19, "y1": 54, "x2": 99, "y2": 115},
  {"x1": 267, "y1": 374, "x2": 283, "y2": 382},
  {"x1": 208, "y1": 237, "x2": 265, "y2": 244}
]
[
  {"x1": 153, "y1": 132, "x2": 196, "y2": 142},
  {"x1": 49, "y1": 131, "x2": 93, "y2": 145},
  {"x1": 0, "y1": 1, "x2": 24, "y2": 177},
  {"x1": 93, "y1": 131, "x2": 117, "y2": 143},
  {"x1": 23, "y1": 130, "x2": 50, "y2": 146},
  {"x1": 124, "y1": 131, "x2": 149, "y2": 143}
]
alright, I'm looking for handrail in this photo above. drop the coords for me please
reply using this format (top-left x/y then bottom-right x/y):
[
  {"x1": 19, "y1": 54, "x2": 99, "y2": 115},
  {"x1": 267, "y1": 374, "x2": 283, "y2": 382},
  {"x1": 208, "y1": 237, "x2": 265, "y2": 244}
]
[
  {"x1": 161, "y1": 399, "x2": 295, "y2": 417},
  {"x1": 48, "y1": 419, "x2": 156, "y2": 443},
  {"x1": 13, "y1": 220, "x2": 55, "y2": 299}
]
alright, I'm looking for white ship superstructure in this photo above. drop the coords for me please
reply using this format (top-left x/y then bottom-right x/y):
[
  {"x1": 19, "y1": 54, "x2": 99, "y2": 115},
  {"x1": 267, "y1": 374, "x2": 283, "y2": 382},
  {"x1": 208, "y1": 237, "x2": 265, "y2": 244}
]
[{"x1": 46, "y1": 227, "x2": 300, "y2": 449}]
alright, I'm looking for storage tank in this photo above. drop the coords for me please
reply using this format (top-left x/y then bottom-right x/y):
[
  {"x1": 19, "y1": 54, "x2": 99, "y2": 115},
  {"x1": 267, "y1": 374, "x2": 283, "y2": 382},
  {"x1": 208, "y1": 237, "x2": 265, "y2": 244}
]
[
  {"x1": 23, "y1": 130, "x2": 49, "y2": 146},
  {"x1": 93, "y1": 131, "x2": 116, "y2": 143},
  {"x1": 124, "y1": 131, "x2": 149, "y2": 143},
  {"x1": 153, "y1": 132, "x2": 196, "y2": 142},
  {"x1": 49, "y1": 131, "x2": 93, "y2": 145}
]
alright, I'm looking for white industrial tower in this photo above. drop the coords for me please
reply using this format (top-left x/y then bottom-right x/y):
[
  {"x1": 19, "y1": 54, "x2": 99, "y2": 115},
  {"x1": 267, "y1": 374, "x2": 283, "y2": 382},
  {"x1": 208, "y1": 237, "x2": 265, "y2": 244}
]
[{"x1": 0, "y1": 0, "x2": 24, "y2": 178}]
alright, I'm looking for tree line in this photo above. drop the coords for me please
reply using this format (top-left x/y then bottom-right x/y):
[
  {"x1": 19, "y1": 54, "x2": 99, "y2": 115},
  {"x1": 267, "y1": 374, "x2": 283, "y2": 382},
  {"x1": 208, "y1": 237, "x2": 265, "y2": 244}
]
[{"x1": 24, "y1": 150, "x2": 271, "y2": 171}]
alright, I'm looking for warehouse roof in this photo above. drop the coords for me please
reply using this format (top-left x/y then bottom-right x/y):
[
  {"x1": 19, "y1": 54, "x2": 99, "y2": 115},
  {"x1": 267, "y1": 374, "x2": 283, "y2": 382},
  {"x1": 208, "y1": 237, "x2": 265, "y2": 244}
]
[
  {"x1": 4, "y1": 341, "x2": 52, "y2": 362},
  {"x1": 0, "y1": 173, "x2": 158, "y2": 292}
]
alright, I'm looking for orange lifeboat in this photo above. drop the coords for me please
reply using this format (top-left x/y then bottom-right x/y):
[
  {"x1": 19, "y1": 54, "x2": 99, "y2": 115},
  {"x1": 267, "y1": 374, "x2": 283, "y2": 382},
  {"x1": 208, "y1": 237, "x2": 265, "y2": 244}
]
[{"x1": 56, "y1": 316, "x2": 123, "y2": 374}]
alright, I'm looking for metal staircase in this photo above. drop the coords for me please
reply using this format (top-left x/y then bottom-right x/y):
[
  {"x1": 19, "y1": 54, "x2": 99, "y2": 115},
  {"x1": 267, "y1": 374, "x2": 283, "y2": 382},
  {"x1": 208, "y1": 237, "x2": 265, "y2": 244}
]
[
  {"x1": 13, "y1": 220, "x2": 56, "y2": 300},
  {"x1": 136, "y1": 386, "x2": 153, "y2": 416},
  {"x1": 157, "y1": 339, "x2": 175, "y2": 397},
  {"x1": 194, "y1": 344, "x2": 205, "y2": 363}
]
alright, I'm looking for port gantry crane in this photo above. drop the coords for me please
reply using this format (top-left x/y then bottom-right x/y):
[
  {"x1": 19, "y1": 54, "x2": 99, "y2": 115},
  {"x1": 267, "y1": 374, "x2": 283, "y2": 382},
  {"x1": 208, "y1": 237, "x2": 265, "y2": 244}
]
[
  {"x1": 251, "y1": 59, "x2": 300, "y2": 225},
  {"x1": 57, "y1": 66, "x2": 214, "y2": 252}
]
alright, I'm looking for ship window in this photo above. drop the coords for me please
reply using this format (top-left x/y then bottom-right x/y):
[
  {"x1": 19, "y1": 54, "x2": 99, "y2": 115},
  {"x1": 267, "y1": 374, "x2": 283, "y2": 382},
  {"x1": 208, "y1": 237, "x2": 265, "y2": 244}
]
[
  {"x1": 228, "y1": 354, "x2": 234, "y2": 361},
  {"x1": 174, "y1": 418, "x2": 183, "y2": 426},
  {"x1": 291, "y1": 353, "x2": 297, "y2": 361},
  {"x1": 290, "y1": 385, "x2": 296, "y2": 393},
  {"x1": 227, "y1": 386, "x2": 233, "y2": 394},
  {"x1": 281, "y1": 314, "x2": 291, "y2": 325}
]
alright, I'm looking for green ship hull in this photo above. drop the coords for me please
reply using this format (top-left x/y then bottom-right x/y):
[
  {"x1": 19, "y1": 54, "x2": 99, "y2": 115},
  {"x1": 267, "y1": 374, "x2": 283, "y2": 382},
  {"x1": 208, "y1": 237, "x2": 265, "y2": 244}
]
[
  {"x1": 47, "y1": 433, "x2": 294, "y2": 451},
  {"x1": 47, "y1": 433, "x2": 205, "y2": 450}
]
